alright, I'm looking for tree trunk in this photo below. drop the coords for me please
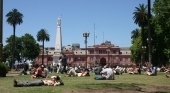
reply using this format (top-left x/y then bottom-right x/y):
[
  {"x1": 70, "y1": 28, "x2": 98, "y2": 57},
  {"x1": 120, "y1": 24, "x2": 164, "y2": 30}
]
[
  {"x1": 11, "y1": 24, "x2": 16, "y2": 69},
  {"x1": 141, "y1": 27, "x2": 145, "y2": 65},
  {"x1": 42, "y1": 40, "x2": 44, "y2": 65},
  {"x1": 0, "y1": 0, "x2": 3, "y2": 63}
]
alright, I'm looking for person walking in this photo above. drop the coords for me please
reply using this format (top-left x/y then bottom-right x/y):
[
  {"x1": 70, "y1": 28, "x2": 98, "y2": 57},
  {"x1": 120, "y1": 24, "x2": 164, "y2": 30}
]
[
  {"x1": 20, "y1": 62, "x2": 29, "y2": 75},
  {"x1": 57, "y1": 56, "x2": 62, "y2": 73},
  {"x1": 61, "y1": 54, "x2": 67, "y2": 74}
]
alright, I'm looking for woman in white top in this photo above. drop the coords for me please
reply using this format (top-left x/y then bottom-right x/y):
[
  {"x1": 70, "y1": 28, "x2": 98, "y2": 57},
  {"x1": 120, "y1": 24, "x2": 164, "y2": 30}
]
[{"x1": 57, "y1": 56, "x2": 62, "y2": 73}]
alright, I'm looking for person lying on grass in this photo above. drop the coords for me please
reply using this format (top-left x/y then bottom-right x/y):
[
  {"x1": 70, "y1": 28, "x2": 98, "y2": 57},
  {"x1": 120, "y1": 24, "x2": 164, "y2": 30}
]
[
  {"x1": 66, "y1": 67, "x2": 90, "y2": 77},
  {"x1": 13, "y1": 75, "x2": 64, "y2": 87}
]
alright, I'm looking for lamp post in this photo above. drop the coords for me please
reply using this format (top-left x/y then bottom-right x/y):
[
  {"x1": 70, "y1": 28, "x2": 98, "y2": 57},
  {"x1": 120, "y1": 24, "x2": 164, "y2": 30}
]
[
  {"x1": 83, "y1": 31, "x2": 90, "y2": 68},
  {"x1": 148, "y1": 0, "x2": 152, "y2": 67},
  {"x1": 147, "y1": 38, "x2": 152, "y2": 66},
  {"x1": 106, "y1": 49, "x2": 110, "y2": 67},
  {"x1": 0, "y1": 0, "x2": 3, "y2": 62},
  {"x1": 46, "y1": 50, "x2": 48, "y2": 66},
  {"x1": 141, "y1": 46, "x2": 146, "y2": 65}
]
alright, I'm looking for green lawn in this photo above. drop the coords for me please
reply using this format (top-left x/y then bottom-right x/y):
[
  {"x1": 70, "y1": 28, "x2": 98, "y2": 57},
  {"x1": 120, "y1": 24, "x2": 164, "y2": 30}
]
[{"x1": 0, "y1": 72, "x2": 170, "y2": 93}]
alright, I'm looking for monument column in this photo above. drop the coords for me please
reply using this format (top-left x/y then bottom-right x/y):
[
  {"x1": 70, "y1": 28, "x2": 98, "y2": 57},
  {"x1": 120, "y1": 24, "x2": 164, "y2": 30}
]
[{"x1": 53, "y1": 17, "x2": 62, "y2": 66}]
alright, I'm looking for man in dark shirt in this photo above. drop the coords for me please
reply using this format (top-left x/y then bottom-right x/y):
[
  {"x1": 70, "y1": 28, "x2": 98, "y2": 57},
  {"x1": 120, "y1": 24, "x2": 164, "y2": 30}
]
[
  {"x1": 61, "y1": 54, "x2": 67, "y2": 74},
  {"x1": 20, "y1": 62, "x2": 29, "y2": 75}
]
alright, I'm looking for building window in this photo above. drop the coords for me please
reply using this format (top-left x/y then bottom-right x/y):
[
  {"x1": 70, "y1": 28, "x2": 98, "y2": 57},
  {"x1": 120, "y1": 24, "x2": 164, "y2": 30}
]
[
  {"x1": 113, "y1": 50, "x2": 116, "y2": 54},
  {"x1": 82, "y1": 57, "x2": 84, "y2": 61},
  {"x1": 125, "y1": 58, "x2": 128, "y2": 62},
  {"x1": 120, "y1": 58, "x2": 121, "y2": 61},
  {"x1": 90, "y1": 58, "x2": 93, "y2": 62},
  {"x1": 74, "y1": 57, "x2": 78, "y2": 61},
  {"x1": 90, "y1": 50, "x2": 94, "y2": 54},
  {"x1": 99, "y1": 50, "x2": 107, "y2": 54},
  {"x1": 113, "y1": 57, "x2": 116, "y2": 62}
]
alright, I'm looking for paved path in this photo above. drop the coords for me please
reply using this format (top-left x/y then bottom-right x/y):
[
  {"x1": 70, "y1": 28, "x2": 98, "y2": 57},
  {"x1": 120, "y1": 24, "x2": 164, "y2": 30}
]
[
  {"x1": 6, "y1": 71, "x2": 20, "y2": 77},
  {"x1": 6, "y1": 74, "x2": 20, "y2": 76}
]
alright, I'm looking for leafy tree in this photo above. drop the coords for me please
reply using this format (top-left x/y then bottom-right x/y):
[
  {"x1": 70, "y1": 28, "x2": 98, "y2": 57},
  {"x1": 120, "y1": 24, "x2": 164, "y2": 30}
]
[
  {"x1": 21, "y1": 33, "x2": 40, "y2": 62},
  {"x1": 3, "y1": 34, "x2": 40, "y2": 66},
  {"x1": 6, "y1": 9, "x2": 23, "y2": 68},
  {"x1": 131, "y1": 28, "x2": 140, "y2": 44},
  {"x1": 130, "y1": 29, "x2": 142, "y2": 63},
  {"x1": 37, "y1": 29, "x2": 50, "y2": 65},
  {"x1": 152, "y1": 0, "x2": 170, "y2": 65},
  {"x1": 133, "y1": 4, "x2": 148, "y2": 65}
]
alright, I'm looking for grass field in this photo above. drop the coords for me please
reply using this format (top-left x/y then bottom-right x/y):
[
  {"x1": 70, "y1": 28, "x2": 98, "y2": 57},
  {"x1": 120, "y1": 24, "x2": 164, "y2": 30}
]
[{"x1": 0, "y1": 72, "x2": 170, "y2": 93}]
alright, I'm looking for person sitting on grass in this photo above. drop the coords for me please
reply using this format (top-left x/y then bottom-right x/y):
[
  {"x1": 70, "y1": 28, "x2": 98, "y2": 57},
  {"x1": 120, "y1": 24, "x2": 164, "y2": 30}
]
[
  {"x1": 66, "y1": 67, "x2": 90, "y2": 77},
  {"x1": 41, "y1": 65, "x2": 48, "y2": 78},
  {"x1": 164, "y1": 66, "x2": 170, "y2": 73},
  {"x1": 13, "y1": 75, "x2": 64, "y2": 87},
  {"x1": 31, "y1": 65, "x2": 43, "y2": 78},
  {"x1": 94, "y1": 65, "x2": 114, "y2": 80},
  {"x1": 146, "y1": 64, "x2": 157, "y2": 76},
  {"x1": 128, "y1": 66, "x2": 139, "y2": 74},
  {"x1": 94, "y1": 65, "x2": 103, "y2": 75}
]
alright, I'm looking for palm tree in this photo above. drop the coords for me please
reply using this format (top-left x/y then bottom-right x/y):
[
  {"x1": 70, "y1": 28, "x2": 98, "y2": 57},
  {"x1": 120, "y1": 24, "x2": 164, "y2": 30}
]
[
  {"x1": 6, "y1": 9, "x2": 23, "y2": 68},
  {"x1": 131, "y1": 28, "x2": 140, "y2": 39},
  {"x1": 37, "y1": 29, "x2": 50, "y2": 65},
  {"x1": 133, "y1": 4, "x2": 148, "y2": 65}
]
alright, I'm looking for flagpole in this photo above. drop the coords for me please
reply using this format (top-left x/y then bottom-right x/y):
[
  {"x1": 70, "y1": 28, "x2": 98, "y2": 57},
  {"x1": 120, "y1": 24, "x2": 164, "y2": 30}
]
[{"x1": 94, "y1": 23, "x2": 95, "y2": 67}]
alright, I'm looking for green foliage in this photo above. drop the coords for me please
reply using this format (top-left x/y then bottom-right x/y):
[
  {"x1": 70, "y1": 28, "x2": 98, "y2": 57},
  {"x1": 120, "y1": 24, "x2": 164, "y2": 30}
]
[
  {"x1": 36, "y1": 29, "x2": 50, "y2": 65},
  {"x1": 133, "y1": 4, "x2": 148, "y2": 27},
  {"x1": 37, "y1": 29, "x2": 50, "y2": 42},
  {"x1": 21, "y1": 33, "x2": 40, "y2": 62},
  {"x1": 3, "y1": 34, "x2": 40, "y2": 63},
  {"x1": 130, "y1": 35, "x2": 142, "y2": 63},
  {"x1": 131, "y1": 1, "x2": 170, "y2": 66},
  {"x1": 151, "y1": 0, "x2": 170, "y2": 65},
  {"x1": 0, "y1": 62, "x2": 8, "y2": 77},
  {"x1": 6, "y1": 8, "x2": 23, "y2": 26}
]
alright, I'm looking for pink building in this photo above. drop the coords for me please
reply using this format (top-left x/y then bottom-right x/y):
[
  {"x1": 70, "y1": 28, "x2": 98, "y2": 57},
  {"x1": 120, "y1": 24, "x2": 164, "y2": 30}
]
[{"x1": 35, "y1": 41, "x2": 134, "y2": 67}]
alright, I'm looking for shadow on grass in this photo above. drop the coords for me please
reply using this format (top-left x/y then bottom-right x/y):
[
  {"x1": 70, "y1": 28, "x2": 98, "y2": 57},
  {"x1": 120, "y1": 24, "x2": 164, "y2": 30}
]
[
  {"x1": 75, "y1": 82, "x2": 146, "y2": 89},
  {"x1": 75, "y1": 83, "x2": 170, "y2": 93}
]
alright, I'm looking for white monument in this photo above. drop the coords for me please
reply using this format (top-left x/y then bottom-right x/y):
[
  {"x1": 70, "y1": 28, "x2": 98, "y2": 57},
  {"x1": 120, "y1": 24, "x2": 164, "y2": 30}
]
[{"x1": 53, "y1": 17, "x2": 62, "y2": 66}]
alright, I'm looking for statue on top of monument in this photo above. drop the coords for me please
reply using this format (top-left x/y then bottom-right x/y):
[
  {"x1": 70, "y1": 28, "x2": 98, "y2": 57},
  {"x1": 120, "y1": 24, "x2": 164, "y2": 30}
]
[{"x1": 57, "y1": 16, "x2": 61, "y2": 26}]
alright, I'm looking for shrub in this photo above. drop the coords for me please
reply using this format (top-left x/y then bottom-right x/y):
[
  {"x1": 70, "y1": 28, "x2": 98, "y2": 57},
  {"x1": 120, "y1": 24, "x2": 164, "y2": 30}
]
[{"x1": 0, "y1": 62, "x2": 8, "y2": 77}]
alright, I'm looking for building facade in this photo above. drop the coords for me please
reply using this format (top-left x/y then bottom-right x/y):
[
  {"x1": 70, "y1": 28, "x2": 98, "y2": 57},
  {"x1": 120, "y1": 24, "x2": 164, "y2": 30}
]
[{"x1": 35, "y1": 41, "x2": 134, "y2": 67}]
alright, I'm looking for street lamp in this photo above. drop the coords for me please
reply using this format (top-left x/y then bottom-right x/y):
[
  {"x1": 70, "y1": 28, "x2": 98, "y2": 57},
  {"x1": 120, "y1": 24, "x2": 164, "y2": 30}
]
[
  {"x1": 148, "y1": 0, "x2": 152, "y2": 66},
  {"x1": 106, "y1": 49, "x2": 110, "y2": 67},
  {"x1": 147, "y1": 38, "x2": 153, "y2": 66},
  {"x1": 46, "y1": 50, "x2": 48, "y2": 66},
  {"x1": 141, "y1": 46, "x2": 146, "y2": 65},
  {"x1": 83, "y1": 31, "x2": 90, "y2": 68},
  {"x1": 0, "y1": 0, "x2": 3, "y2": 62}
]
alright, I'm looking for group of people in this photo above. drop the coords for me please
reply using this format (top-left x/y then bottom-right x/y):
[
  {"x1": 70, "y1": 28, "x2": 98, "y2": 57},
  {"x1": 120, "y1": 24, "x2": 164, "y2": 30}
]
[
  {"x1": 13, "y1": 54, "x2": 170, "y2": 88},
  {"x1": 13, "y1": 54, "x2": 68, "y2": 87},
  {"x1": 30, "y1": 64, "x2": 48, "y2": 78}
]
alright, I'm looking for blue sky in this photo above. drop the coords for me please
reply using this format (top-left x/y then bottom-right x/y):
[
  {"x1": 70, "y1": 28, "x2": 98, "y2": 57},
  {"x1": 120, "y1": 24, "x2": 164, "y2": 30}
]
[{"x1": 3, "y1": 0, "x2": 154, "y2": 48}]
